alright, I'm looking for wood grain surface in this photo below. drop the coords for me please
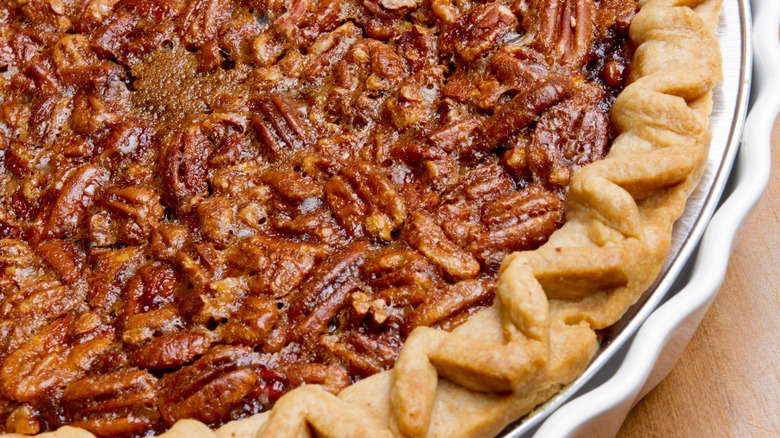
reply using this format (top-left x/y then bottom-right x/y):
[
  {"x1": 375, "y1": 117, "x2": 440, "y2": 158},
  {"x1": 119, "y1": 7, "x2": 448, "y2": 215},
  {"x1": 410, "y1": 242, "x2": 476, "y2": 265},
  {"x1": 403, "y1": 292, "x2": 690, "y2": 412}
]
[{"x1": 618, "y1": 118, "x2": 780, "y2": 436}]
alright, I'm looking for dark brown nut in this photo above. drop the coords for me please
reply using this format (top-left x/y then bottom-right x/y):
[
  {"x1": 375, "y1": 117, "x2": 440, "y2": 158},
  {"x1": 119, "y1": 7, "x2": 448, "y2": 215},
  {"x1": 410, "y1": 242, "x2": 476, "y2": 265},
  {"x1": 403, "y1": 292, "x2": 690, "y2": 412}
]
[
  {"x1": 340, "y1": 161, "x2": 407, "y2": 241},
  {"x1": 178, "y1": 0, "x2": 231, "y2": 50},
  {"x1": 102, "y1": 186, "x2": 165, "y2": 244},
  {"x1": 325, "y1": 175, "x2": 370, "y2": 237},
  {"x1": 430, "y1": 0, "x2": 458, "y2": 23},
  {"x1": 253, "y1": 33, "x2": 285, "y2": 67},
  {"x1": 375, "y1": 0, "x2": 422, "y2": 11},
  {"x1": 467, "y1": 188, "x2": 563, "y2": 267},
  {"x1": 402, "y1": 279, "x2": 493, "y2": 335},
  {"x1": 4, "y1": 140, "x2": 37, "y2": 178},
  {"x1": 196, "y1": 197, "x2": 236, "y2": 246},
  {"x1": 23, "y1": 56, "x2": 62, "y2": 97},
  {"x1": 219, "y1": 10, "x2": 264, "y2": 64},
  {"x1": 365, "y1": 39, "x2": 407, "y2": 91},
  {"x1": 0, "y1": 316, "x2": 113, "y2": 403},
  {"x1": 34, "y1": 240, "x2": 84, "y2": 285},
  {"x1": 160, "y1": 127, "x2": 213, "y2": 213},
  {"x1": 480, "y1": 186, "x2": 564, "y2": 230},
  {"x1": 0, "y1": 240, "x2": 36, "y2": 271},
  {"x1": 394, "y1": 25, "x2": 437, "y2": 73},
  {"x1": 428, "y1": 117, "x2": 479, "y2": 153},
  {"x1": 528, "y1": 85, "x2": 610, "y2": 188},
  {"x1": 211, "y1": 161, "x2": 264, "y2": 197},
  {"x1": 442, "y1": 4, "x2": 516, "y2": 62},
  {"x1": 90, "y1": 11, "x2": 139, "y2": 58},
  {"x1": 71, "y1": 93, "x2": 120, "y2": 135},
  {"x1": 87, "y1": 246, "x2": 146, "y2": 311},
  {"x1": 291, "y1": 280, "x2": 357, "y2": 342},
  {"x1": 404, "y1": 212, "x2": 480, "y2": 280},
  {"x1": 319, "y1": 331, "x2": 401, "y2": 378},
  {"x1": 441, "y1": 67, "x2": 509, "y2": 111},
  {"x1": 595, "y1": 0, "x2": 638, "y2": 36},
  {"x1": 251, "y1": 94, "x2": 315, "y2": 161},
  {"x1": 383, "y1": 67, "x2": 443, "y2": 130},
  {"x1": 191, "y1": 277, "x2": 249, "y2": 323},
  {"x1": 375, "y1": 285, "x2": 427, "y2": 308},
  {"x1": 0, "y1": 280, "x2": 82, "y2": 323},
  {"x1": 96, "y1": 122, "x2": 154, "y2": 162},
  {"x1": 63, "y1": 369, "x2": 159, "y2": 437},
  {"x1": 44, "y1": 164, "x2": 109, "y2": 239},
  {"x1": 132, "y1": 332, "x2": 212, "y2": 370},
  {"x1": 361, "y1": 247, "x2": 436, "y2": 305},
  {"x1": 474, "y1": 76, "x2": 571, "y2": 152},
  {"x1": 150, "y1": 224, "x2": 190, "y2": 261},
  {"x1": 286, "y1": 363, "x2": 350, "y2": 394},
  {"x1": 123, "y1": 307, "x2": 184, "y2": 345},
  {"x1": 391, "y1": 139, "x2": 446, "y2": 167},
  {"x1": 5, "y1": 404, "x2": 39, "y2": 435},
  {"x1": 260, "y1": 169, "x2": 323, "y2": 202},
  {"x1": 76, "y1": 0, "x2": 124, "y2": 29},
  {"x1": 52, "y1": 34, "x2": 99, "y2": 75},
  {"x1": 230, "y1": 235, "x2": 328, "y2": 298},
  {"x1": 214, "y1": 297, "x2": 280, "y2": 346},
  {"x1": 530, "y1": 0, "x2": 595, "y2": 67},
  {"x1": 442, "y1": 162, "x2": 514, "y2": 207},
  {"x1": 303, "y1": 22, "x2": 362, "y2": 80},
  {"x1": 273, "y1": 0, "x2": 311, "y2": 41},
  {"x1": 269, "y1": 209, "x2": 342, "y2": 244},
  {"x1": 175, "y1": 242, "x2": 227, "y2": 287},
  {"x1": 489, "y1": 46, "x2": 550, "y2": 88},
  {"x1": 158, "y1": 346, "x2": 277, "y2": 427},
  {"x1": 287, "y1": 240, "x2": 371, "y2": 323}
]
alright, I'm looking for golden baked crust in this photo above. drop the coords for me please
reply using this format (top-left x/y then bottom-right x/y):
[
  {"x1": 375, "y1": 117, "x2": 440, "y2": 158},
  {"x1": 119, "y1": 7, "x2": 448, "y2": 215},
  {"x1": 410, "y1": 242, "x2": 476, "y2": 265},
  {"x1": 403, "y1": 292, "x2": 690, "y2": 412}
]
[{"x1": 2, "y1": 0, "x2": 722, "y2": 436}]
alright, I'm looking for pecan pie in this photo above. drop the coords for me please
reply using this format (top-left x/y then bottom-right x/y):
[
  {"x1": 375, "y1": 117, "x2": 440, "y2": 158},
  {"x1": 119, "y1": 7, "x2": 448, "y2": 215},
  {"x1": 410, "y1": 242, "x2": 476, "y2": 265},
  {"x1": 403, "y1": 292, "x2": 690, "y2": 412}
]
[{"x1": 0, "y1": 0, "x2": 721, "y2": 436}]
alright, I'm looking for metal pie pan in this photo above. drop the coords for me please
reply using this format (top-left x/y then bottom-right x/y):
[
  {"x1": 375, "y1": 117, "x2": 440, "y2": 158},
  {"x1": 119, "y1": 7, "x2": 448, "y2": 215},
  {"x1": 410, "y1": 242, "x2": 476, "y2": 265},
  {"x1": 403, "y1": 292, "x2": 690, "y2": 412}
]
[{"x1": 498, "y1": 0, "x2": 756, "y2": 436}]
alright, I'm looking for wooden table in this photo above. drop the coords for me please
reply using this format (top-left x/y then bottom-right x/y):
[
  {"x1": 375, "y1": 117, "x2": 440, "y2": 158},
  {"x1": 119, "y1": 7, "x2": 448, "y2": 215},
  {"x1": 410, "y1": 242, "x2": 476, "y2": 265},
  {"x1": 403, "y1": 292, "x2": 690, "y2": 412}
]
[{"x1": 618, "y1": 119, "x2": 780, "y2": 435}]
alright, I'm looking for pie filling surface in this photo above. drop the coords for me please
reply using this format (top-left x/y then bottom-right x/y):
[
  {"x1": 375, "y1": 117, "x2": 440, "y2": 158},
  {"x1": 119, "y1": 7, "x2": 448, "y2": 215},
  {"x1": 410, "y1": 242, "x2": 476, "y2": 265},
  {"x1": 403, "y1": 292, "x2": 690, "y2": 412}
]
[{"x1": 0, "y1": 0, "x2": 637, "y2": 435}]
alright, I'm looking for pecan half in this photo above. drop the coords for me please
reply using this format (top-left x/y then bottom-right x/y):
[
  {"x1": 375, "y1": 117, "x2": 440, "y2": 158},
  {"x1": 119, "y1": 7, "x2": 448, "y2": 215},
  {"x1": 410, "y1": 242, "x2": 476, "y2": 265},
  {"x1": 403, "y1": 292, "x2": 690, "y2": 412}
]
[
  {"x1": 44, "y1": 164, "x2": 109, "y2": 239},
  {"x1": 229, "y1": 235, "x2": 329, "y2": 298},
  {"x1": 340, "y1": 162, "x2": 407, "y2": 241},
  {"x1": 99, "y1": 186, "x2": 165, "y2": 245},
  {"x1": 325, "y1": 175, "x2": 370, "y2": 238},
  {"x1": 87, "y1": 246, "x2": 146, "y2": 311},
  {"x1": 530, "y1": 0, "x2": 595, "y2": 67},
  {"x1": 287, "y1": 240, "x2": 371, "y2": 324},
  {"x1": 286, "y1": 363, "x2": 350, "y2": 394},
  {"x1": 158, "y1": 346, "x2": 281, "y2": 427},
  {"x1": 474, "y1": 76, "x2": 571, "y2": 152},
  {"x1": 528, "y1": 84, "x2": 610, "y2": 188},
  {"x1": 384, "y1": 67, "x2": 444, "y2": 130},
  {"x1": 362, "y1": 246, "x2": 436, "y2": 306},
  {"x1": 0, "y1": 316, "x2": 114, "y2": 403},
  {"x1": 34, "y1": 240, "x2": 84, "y2": 285},
  {"x1": 319, "y1": 331, "x2": 401, "y2": 378},
  {"x1": 63, "y1": 369, "x2": 159, "y2": 437},
  {"x1": 402, "y1": 279, "x2": 493, "y2": 335},
  {"x1": 160, "y1": 126, "x2": 213, "y2": 213},
  {"x1": 251, "y1": 94, "x2": 315, "y2": 161},
  {"x1": 304, "y1": 22, "x2": 362, "y2": 80},
  {"x1": 404, "y1": 212, "x2": 480, "y2": 280},
  {"x1": 442, "y1": 4, "x2": 517, "y2": 62}
]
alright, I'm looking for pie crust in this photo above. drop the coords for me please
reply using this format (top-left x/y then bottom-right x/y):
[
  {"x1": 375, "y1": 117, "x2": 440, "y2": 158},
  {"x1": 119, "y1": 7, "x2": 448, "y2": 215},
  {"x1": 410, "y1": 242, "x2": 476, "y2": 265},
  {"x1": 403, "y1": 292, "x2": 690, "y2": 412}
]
[{"x1": 2, "y1": 0, "x2": 722, "y2": 436}]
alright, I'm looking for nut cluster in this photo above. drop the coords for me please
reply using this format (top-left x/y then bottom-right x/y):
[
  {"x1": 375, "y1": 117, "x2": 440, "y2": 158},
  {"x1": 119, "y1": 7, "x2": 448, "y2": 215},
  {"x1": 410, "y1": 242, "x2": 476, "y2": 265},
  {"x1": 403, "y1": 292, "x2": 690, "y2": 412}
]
[{"x1": 0, "y1": 0, "x2": 635, "y2": 435}]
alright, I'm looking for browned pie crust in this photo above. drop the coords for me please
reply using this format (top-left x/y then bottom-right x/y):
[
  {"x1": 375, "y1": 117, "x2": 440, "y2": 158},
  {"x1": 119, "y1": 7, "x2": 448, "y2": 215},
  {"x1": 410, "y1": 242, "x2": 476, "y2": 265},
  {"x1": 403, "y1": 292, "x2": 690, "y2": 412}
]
[{"x1": 0, "y1": 0, "x2": 722, "y2": 436}]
